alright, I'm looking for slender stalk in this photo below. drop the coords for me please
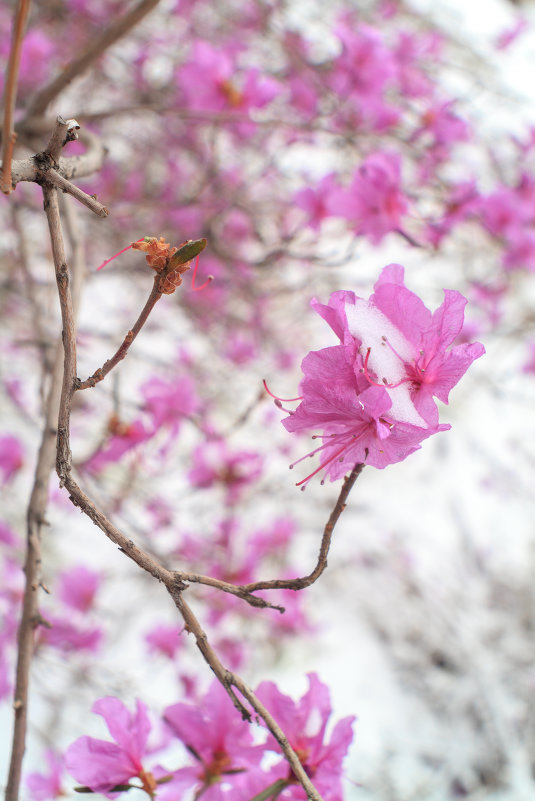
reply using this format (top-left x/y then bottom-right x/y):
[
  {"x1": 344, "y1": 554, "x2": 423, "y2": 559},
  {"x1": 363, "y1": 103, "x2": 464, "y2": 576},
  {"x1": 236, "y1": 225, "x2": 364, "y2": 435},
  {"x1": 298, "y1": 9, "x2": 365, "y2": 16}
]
[
  {"x1": 76, "y1": 277, "x2": 164, "y2": 390},
  {"x1": 45, "y1": 152, "x2": 325, "y2": 801},
  {"x1": 42, "y1": 168, "x2": 108, "y2": 218},
  {"x1": 4, "y1": 197, "x2": 85, "y2": 801},
  {"x1": 0, "y1": 0, "x2": 31, "y2": 194},
  {"x1": 4, "y1": 344, "x2": 63, "y2": 801},
  {"x1": 240, "y1": 462, "x2": 365, "y2": 592},
  {"x1": 25, "y1": 0, "x2": 162, "y2": 118}
]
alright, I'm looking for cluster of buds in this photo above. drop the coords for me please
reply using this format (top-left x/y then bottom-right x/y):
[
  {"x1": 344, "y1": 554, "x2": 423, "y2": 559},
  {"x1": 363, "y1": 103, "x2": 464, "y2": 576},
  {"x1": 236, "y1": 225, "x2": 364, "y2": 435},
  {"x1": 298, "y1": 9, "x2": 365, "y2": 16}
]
[{"x1": 132, "y1": 236, "x2": 207, "y2": 294}]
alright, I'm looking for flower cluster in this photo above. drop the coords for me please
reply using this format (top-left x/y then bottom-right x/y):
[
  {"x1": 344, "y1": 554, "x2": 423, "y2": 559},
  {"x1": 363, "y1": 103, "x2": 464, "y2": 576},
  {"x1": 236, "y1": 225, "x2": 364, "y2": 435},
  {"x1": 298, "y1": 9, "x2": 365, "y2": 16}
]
[
  {"x1": 283, "y1": 265, "x2": 484, "y2": 485},
  {"x1": 60, "y1": 675, "x2": 353, "y2": 800}
]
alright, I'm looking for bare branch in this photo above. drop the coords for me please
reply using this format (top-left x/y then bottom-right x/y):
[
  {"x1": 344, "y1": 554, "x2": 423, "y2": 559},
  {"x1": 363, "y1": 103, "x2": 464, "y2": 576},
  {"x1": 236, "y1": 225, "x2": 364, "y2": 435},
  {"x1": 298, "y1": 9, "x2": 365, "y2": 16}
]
[
  {"x1": 43, "y1": 168, "x2": 108, "y2": 217},
  {"x1": 43, "y1": 138, "x2": 324, "y2": 801},
  {"x1": 43, "y1": 116, "x2": 80, "y2": 163},
  {"x1": 4, "y1": 343, "x2": 63, "y2": 801},
  {"x1": 0, "y1": 0, "x2": 31, "y2": 194},
  {"x1": 25, "y1": 0, "x2": 163, "y2": 118},
  {"x1": 232, "y1": 677, "x2": 324, "y2": 801},
  {"x1": 241, "y1": 462, "x2": 365, "y2": 593},
  {"x1": 4, "y1": 196, "x2": 86, "y2": 801},
  {"x1": 76, "y1": 275, "x2": 164, "y2": 390}
]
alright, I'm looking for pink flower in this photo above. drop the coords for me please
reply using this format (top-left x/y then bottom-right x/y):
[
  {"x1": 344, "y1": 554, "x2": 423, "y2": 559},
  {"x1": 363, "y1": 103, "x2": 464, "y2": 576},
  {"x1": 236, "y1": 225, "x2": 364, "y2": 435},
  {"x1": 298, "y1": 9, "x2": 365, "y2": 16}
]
[
  {"x1": 0, "y1": 434, "x2": 24, "y2": 483},
  {"x1": 256, "y1": 673, "x2": 355, "y2": 801},
  {"x1": 295, "y1": 174, "x2": 339, "y2": 232},
  {"x1": 26, "y1": 750, "x2": 64, "y2": 801},
  {"x1": 162, "y1": 680, "x2": 265, "y2": 800},
  {"x1": 496, "y1": 17, "x2": 528, "y2": 51},
  {"x1": 144, "y1": 624, "x2": 182, "y2": 660},
  {"x1": 0, "y1": 521, "x2": 17, "y2": 546},
  {"x1": 177, "y1": 41, "x2": 279, "y2": 117},
  {"x1": 39, "y1": 615, "x2": 102, "y2": 654},
  {"x1": 84, "y1": 418, "x2": 150, "y2": 473},
  {"x1": 282, "y1": 265, "x2": 484, "y2": 484},
  {"x1": 58, "y1": 565, "x2": 101, "y2": 613},
  {"x1": 187, "y1": 441, "x2": 263, "y2": 503},
  {"x1": 141, "y1": 374, "x2": 199, "y2": 439},
  {"x1": 326, "y1": 152, "x2": 408, "y2": 243},
  {"x1": 65, "y1": 697, "x2": 153, "y2": 796}
]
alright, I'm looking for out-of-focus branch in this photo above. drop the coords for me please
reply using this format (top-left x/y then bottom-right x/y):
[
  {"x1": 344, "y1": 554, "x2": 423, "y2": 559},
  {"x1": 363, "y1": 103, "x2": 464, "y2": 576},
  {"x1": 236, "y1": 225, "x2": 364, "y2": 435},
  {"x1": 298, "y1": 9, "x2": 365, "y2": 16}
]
[
  {"x1": 0, "y1": 0, "x2": 31, "y2": 194},
  {"x1": 5, "y1": 344, "x2": 64, "y2": 801},
  {"x1": 24, "y1": 0, "x2": 162, "y2": 118},
  {"x1": 5, "y1": 197, "x2": 85, "y2": 801}
]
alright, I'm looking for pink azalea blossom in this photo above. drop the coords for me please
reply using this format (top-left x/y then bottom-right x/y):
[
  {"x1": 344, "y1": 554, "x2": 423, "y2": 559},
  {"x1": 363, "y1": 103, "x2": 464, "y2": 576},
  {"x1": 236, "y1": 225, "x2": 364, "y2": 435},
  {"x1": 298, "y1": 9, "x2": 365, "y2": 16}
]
[
  {"x1": 177, "y1": 40, "x2": 279, "y2": 117},
  {"x1": 187, "y1": 441, "x2": 263, "y2": 504},
  {"x1": 256, "y1": 673, "x2": 355, "y2": 801},
  {"x1": 496, "y1": 17, "x2": 528, "y2": 51},
  {"x1": 84, "y1": 418, "x2": 150, "y2": 473},
  {"x1": 65, "y1": 697, "x2": 154, "y2": 796},
  {"x1": 0, "y1": 521, "x2": 17, "y2": 546},
  {"x1": 295, "y1": 174, "x2": 339, "y2": 232},
  {"x1": 162, "y1": 680, "x2": 265, "y2": 800},
  {"x1": 141, "y1": 374, "x2": 199, "y2": 439},
  {"x1": 39, "y1": 615, "x2": 102, "y2": 654},
  {"x1": 0, "y1": 434, "x2": 24, "y2": 484},
  {"x1": 282, "y1": 265, "x2": 484, "y2": 484},
  {"x1": 326, "y1": 152, "x2": 408, "y2": 244},
  {"x1": 26, "y1": 750, "x2": 64, "y2": 801},
  {"x1": 58, "y1": 565, "x2": 101, "y2": 613},
  {"x1": 144, "y1": 624, "x2": 183, "y2": 660}
]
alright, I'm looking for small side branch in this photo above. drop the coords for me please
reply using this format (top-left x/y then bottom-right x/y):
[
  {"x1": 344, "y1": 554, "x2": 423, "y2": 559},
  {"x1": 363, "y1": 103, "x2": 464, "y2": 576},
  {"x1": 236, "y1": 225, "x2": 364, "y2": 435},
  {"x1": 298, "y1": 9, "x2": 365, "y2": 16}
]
[
  {"x1": 241, "y1": 462, "x2": 365, "y2": 593},
  {"x1": 43, "y1": 168, "x2": 108, "y2": 218},
  {"x1": 175, "y1": 572, "x2": 285, "y2": 612},
  {"x1": 25, "y1": 0, "x2": 162, "y2": 118},
  {"x1": 0, "y1": 0, "x2": 31, "y2": 194},
  {"x1": 76, "y1": 275, "x2": 163, "y2": 390}
]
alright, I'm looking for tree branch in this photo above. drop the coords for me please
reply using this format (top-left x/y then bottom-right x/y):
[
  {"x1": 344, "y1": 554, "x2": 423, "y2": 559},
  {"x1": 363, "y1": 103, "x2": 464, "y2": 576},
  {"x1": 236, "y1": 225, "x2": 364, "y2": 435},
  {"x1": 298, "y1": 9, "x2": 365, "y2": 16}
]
[
  {"x1": 43, "y1": 127, "x2": 325, "y2": 801},
  {"x1": 240, "y1": 462, "x2": 365, "y2": 593},
  {"x1": 24, "y1": 0, "x2": 162, "y2": 118},
  {"x1": 0, "y1": 0, "x2": 31, "y2": 194},
  {"x1": 4, "y1": 197, "x2": 86, "y2": 801}
]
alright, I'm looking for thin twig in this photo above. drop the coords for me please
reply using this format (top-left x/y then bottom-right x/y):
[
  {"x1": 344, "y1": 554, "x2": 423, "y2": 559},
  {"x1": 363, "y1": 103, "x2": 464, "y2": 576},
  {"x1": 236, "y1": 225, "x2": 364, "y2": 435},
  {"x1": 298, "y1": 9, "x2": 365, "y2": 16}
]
[
  {"x1": 4, "y1": 344, "x2": 63, "y2": 801},
  {"x1": 232, "y1": 678, "x2": 324, "y2": 801},
  {"x1": 44, "y1": 129, "x2": 324, "y2": 801},
  {"x1": 43, "y1": 168, "x2": 108, "y2": 218},
  {"x1": 240, "y1": 463, "x2": 365, "y2": 593},
  {"x1": 4, "y1": 197, "x2": 86, "y2": 801},
  {"x1": 75, "y1": 276, "x2": 164, "y2": 390},
  {"x1": 167, "y1": 594, "x2": 323, "y2": 800},
  {"x1": 0, "y1": 0, "x2": 31, "y2": 194},
  {"x1": 24, "y1": 0, "x2": 162, "y2": 118}
]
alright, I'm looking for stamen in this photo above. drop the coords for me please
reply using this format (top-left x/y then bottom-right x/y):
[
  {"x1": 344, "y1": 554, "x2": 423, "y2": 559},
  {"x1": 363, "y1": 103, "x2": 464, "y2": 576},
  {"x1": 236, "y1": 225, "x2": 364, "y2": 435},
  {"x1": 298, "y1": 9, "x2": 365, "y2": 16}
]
[
  {"x1": 263, "y1": 379, "x2": 303, "y2": 403},
  {"x1": 363, "y1": 348, "x2": 388, "y2": 388},
  {"x1": 289, "y1": 432, "x2": 348, "y2": 469},
  {"x1": 97, "y1": 239, "x2": 144, "y2": 271},
  {"x1": 363, "y1": 346, "x2": 411, "y2": 390},
  {"x1": 295, "y1": 442, "x2": 350, "y2": 487},
  {"x1": 191, "y1": 254, "x2": 214, "y2": 291}
]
